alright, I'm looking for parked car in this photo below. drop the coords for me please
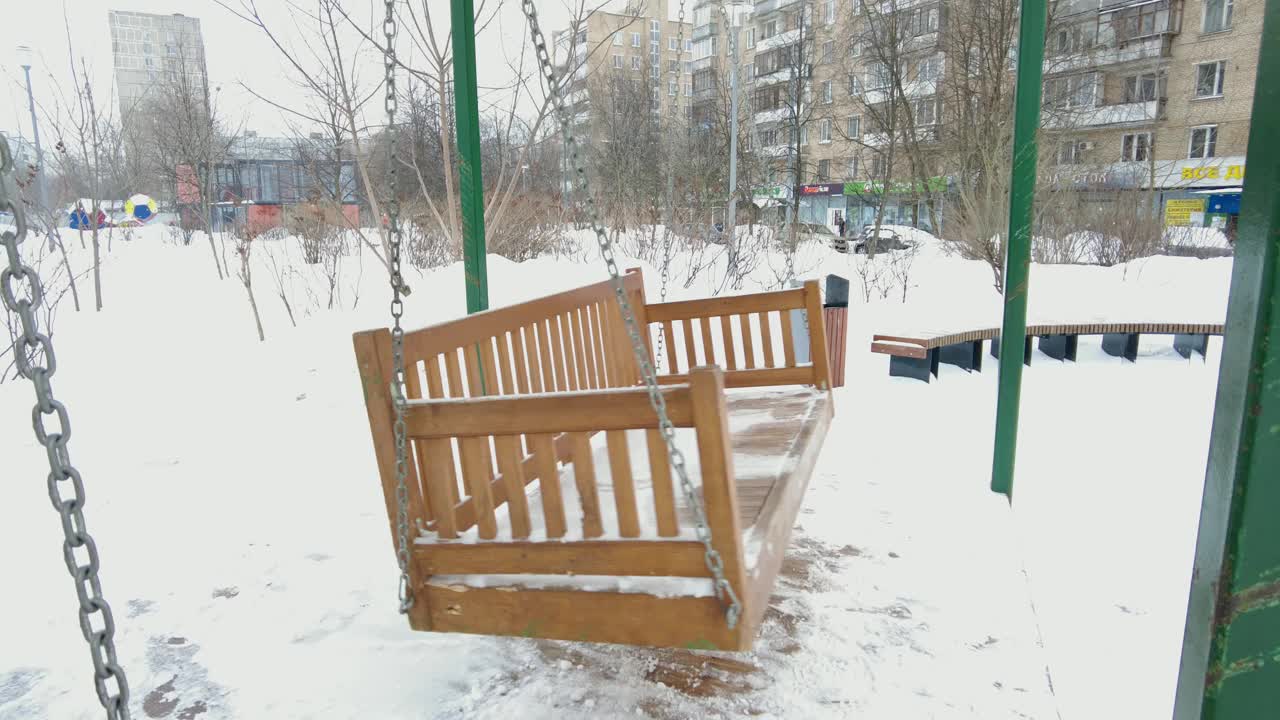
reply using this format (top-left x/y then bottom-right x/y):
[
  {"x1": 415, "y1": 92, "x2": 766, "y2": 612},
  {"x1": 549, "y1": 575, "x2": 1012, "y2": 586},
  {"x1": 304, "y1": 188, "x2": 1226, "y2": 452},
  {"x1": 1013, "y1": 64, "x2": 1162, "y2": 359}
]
[{"x1": 852, "y1": 225, "x2": 914, "y2": 254}]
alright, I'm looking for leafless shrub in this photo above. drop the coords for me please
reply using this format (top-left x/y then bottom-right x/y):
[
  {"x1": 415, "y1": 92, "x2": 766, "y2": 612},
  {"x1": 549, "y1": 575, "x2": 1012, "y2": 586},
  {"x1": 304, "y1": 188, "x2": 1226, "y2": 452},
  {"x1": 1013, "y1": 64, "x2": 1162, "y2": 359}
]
[{"x1": 1084, "y1": 192, "x2": 1164, "y2": 267}]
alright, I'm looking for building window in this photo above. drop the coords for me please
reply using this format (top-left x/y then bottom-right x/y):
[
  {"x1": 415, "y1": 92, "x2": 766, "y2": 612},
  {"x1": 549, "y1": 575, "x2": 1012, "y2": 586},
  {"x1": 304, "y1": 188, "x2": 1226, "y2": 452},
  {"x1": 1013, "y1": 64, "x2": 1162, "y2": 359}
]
[
  {"x1": 849, "y1": 74, "x2": 862, "y2": 95},
  {"x1": 819, "y1": 118, "x2": 832, "y2": 142},
  {"x1": 613, "y1": 54, "x2": 624, "y2": 69},
  {"x1": 1123, "y1": 71, "x2": 1164, "y2": 102},
  {"x1": 614, "y1": 32, "x2": 623, "y2": 45},
  {"x1": 908, "y1": 7, "x2": 940, "y2": 36},
  {"x1": 847, "y1": 115, "x2": 861, "y2": 137},
  {"x1": 818, "y1": 158, "x2": 831, "y2": 180},
  {"x1": 846, "y1": 156, "x2": 859, "y2": 177},
  {"x1": 669, "y1": 37, "x2": 678, "y2": 51},
  {"x1": 763, "y1": 19, "x2": 779, "y2": 38},
  {"x1": 684, "y1": 61, "x2": 692, "y2": 73},
  {"x1": 871, "y1": 154, "x2": 887, "y2": 177},
  {"x1": 1056, "y1": 140, "x2": 1085, "y2": 165},
  {"x1": 822, "y1": 80, "x2": 833, "y2": 103},
  {"x1": 1119, "y1": 4, "x2": 1160, "y2": 40},
  {"x1": 745, "y1": 63, "x2": 755, "y2": 82},
  {"x1": 747, "y1": 28, "x2": 756, "y2": 48},
  {"x1": 669, "y1": 59, "x2": 679, "y2": 72},
  {"x1": 821, "y1": 41, "x2": 835, "y2": 63},
  {"x1": 632, "y1": 56, "x2": 641, "y2": 70},
  {"x1": 1203, "y1": 0, "x2": 1233, "y2": 32},
  {"x1": 800, "y1": 126, "x2": 809, "y2": 145},
  {"x1": 1048, "y1": 73, "x2": 1098, "y2": 108},
  {"x1": 1195, "y1": 61, "x2": 1226, "y2": 98},
  {"x1": 1189, "y1": 125, "x2": 1218, "y2": 158},
  {"x1": 918, "y1": 54, "x2": 942, "y2": 82},
  {"x1": 824, "y1": 0, "x2": 835, "y2": 24},
  {"x1": 685, "y1": 82, "x2": 692, "y2": 96},
  {"x1": 631, "y1": 32, "x2": 641, "y2": 47},
  {"x1": 685, "y1": 39, "x2": 693, "y2": 51},
  {"x1": 914, "y1": 98, "x2": 937, "y2": 125},
  {"x1": 866, "y1": 62, "x2": 890, "y2": 90},
  {"x1": 849, "y1": 40, "x2": 862, "y2": 57},
  {"x1": 669, "y1": 81, "x2": 678, "y2": 96},
  {"x1": 1121, "y1": 132, "x2": 1152, "y2": 161}
]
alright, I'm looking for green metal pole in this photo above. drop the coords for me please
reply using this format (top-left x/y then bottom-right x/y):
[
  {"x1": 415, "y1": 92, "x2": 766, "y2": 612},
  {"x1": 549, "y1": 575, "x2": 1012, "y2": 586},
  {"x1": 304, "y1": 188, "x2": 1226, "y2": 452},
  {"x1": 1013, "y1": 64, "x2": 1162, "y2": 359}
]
[
  {"x1": 451, "y1": 0, "x2": 489, "y2": 314},
  {"x1": 990, "y1": 0, "x2": 1046, "y2": 498},
  {"x1": 1174, "y1": 1, "x2": 1280, "y2": 716}
]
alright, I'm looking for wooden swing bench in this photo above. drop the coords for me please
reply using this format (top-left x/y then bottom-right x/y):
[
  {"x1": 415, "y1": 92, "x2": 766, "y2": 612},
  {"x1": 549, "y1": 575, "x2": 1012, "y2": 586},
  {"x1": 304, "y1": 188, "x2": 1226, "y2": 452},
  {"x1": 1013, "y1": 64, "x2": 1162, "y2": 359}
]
[{"x1": 354, "y1": 269, "x2": 833, "y2": 650}]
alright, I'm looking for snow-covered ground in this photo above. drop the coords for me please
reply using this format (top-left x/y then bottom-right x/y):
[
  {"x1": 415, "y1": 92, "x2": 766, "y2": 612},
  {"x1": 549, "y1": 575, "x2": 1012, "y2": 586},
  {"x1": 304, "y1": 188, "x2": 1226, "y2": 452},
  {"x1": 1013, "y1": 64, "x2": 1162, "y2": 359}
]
[{"x1": 1, "y1": 225, "x2": 1227, "y2": 718}]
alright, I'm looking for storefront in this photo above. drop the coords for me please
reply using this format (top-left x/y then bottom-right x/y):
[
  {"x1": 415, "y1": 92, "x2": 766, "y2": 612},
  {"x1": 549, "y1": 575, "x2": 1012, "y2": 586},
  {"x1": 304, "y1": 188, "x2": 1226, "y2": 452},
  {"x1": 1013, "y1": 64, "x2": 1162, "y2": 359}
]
[
  {"x1": 1153, "y1": 157, "x2": 1246, "y2": 234},
  {"x1": 820, "y1": 177, "x2": 948, "y2": 233}
]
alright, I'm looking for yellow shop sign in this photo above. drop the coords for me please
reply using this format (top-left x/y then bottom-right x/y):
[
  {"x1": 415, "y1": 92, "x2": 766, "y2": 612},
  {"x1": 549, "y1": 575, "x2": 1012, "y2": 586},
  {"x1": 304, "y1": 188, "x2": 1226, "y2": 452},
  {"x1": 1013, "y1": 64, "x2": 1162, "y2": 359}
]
[
  {"x1": 1182, "y1": 164, "x2": 1245, "y2": 182},
  {"x1": 1165, "y1": 198, "x2": 1206, "y2": 226}
]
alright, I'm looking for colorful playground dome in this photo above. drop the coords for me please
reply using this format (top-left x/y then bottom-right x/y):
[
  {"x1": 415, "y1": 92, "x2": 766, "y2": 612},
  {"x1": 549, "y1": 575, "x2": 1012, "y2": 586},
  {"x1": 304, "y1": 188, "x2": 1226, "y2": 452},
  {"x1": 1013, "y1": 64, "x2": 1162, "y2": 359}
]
[{"x1": 125, "y1": 194, "x2": 157, "y2": 223}]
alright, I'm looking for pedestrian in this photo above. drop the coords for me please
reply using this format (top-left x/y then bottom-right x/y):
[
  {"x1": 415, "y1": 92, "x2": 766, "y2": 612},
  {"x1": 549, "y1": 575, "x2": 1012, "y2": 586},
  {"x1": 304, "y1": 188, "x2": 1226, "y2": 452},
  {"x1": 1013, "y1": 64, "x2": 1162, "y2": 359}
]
[{"x1": 834, "y1": 212, "x2": 846, "y2": 238}]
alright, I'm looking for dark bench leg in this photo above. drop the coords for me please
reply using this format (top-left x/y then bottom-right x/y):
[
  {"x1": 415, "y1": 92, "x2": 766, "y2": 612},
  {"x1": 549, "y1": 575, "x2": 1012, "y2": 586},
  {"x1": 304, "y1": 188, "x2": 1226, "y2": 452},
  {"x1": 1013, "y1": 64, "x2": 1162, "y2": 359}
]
[
  {"x1": 1174, "y1": 333, "x2": 1209, "y2": 360},
  {"x1": 889, "y1": 349, "x2": 937, "y2": 383},
  {"x1": 939, "y1": 340, "x2": 983, "y2": 372},
  {"x1": 990, "y1": 337, "x2": 1032, "y2": 366},
  {"x1": 1102, "y1": 332, "x2": 1140, "y2": 362},
  {"x1": 1038, "y1": 334, "x2": 1079, "y2": 362}
]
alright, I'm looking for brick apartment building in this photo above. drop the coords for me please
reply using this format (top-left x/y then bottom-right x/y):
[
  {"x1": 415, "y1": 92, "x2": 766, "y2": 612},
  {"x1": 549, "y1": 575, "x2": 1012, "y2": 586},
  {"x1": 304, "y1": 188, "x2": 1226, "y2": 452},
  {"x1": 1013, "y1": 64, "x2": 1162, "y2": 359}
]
[{"x1": 566, "y1": 0, "x2": 1261, "y2": 233}]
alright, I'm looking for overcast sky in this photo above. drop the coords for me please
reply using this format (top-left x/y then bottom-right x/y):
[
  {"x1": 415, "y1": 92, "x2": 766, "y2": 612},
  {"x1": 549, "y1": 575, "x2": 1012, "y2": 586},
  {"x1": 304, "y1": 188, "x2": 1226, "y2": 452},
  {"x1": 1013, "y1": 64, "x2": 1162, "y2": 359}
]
[{"x1": 2, "y1": 0, "x2": 618, "y2": 144}]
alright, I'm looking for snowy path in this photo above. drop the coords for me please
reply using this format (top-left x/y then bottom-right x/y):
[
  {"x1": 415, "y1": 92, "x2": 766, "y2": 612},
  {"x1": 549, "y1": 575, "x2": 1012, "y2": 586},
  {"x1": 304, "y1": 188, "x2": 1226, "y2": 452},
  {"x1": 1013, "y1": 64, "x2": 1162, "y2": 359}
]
[{"x1": 2, "y1": 233, "x2": 1223, "y2": 718}]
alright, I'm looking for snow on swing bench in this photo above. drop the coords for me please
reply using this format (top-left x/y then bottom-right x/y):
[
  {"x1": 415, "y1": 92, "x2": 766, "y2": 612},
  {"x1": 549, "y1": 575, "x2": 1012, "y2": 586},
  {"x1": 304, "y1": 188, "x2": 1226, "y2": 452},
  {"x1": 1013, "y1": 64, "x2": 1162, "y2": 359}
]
[{"x1": 354, "y1": 269, "x2": 834, "y2": 650}]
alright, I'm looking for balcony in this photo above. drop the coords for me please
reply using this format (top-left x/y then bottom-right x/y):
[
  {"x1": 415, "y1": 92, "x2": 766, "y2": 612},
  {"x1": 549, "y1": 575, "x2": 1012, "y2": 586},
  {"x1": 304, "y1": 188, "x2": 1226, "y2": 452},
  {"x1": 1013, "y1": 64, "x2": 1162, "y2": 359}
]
[
  {"x1": 692, "y1": 22, "x2": 718, "y2": 41},
  {"x1": 1044, "y1": 35, "x2": 1173, "y2": 74},
  {"x1": 754, "y1": 65, "x2": 799, "y2": 88},
  {"x1": 1042, "y1": 98, "x2": 1164, "y2": 128},
  {"x1": 693, "y1": 56, "x2": 716, "y2": 72},
  {"x1": 754, "y1": 106, "x2": 791, "y2": 124},
  {"x1": 752, "y1": 0, "x2": 799, "y2": 17},
  {"x1": 756, "y1": 144, "x2": 797, "y2": 158},
  {"x1": 757, "y1": 28, "x2": 800, "y2": 52}
]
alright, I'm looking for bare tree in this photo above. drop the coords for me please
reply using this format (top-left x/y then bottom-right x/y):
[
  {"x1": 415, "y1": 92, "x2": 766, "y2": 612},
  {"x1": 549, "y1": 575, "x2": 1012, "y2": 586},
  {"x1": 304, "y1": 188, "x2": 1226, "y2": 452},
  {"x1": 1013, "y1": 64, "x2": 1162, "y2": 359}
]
[{"x1": 137, "y1": 38, "x2": 237, "y2": 280}]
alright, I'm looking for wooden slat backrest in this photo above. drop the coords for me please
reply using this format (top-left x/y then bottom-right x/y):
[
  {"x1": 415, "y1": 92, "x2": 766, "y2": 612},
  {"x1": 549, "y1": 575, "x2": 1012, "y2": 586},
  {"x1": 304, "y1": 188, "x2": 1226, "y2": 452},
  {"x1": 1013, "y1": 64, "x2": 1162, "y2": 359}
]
[
  {"x1": 364, "y1": 270, "x2": 650, "y2": 544},
  {"x1": 645, "y1": 281, "x2": 831, "y2": 389}
]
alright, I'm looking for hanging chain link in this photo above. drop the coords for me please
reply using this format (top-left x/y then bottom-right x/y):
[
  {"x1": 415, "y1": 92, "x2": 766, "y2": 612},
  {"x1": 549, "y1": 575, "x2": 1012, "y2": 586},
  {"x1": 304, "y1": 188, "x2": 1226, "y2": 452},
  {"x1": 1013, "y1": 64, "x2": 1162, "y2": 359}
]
[
  {"x1": 522, "y1": 0, "x2": 741, "y2": 629},
  {"x1": 2, "y1": 138, "x2": 132, "y2": 717},
  {"x1": 655, "y1": 0, "x2": 687, "y2": 371},
  {"x1": 383, "y1": 0, "x2": 414, "y2": 615}
]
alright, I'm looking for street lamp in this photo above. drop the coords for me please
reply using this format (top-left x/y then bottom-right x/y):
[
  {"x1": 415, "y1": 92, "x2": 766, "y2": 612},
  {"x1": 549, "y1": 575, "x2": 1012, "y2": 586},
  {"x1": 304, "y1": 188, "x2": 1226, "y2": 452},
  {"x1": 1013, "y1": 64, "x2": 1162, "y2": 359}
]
[{"x1": 16, "y1": 44, "x2": 46, "y2": 212}]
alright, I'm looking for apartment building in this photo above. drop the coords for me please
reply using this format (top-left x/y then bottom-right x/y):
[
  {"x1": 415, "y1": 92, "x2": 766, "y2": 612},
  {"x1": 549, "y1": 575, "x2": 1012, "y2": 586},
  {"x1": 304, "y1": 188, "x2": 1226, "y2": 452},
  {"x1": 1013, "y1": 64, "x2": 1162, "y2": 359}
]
[
  {"x1": 1043, "y1": 0, "x2": 1260, "y2": 229},
  {"x1": 554, "y1": 0, "x2": 695, "y2": 141},
  {"x1": 108, "y1": 11, "x2": 209, "y2": 121},
  {"x1": 744, "y1": 0, "x2": 1261, "y2": 232}
]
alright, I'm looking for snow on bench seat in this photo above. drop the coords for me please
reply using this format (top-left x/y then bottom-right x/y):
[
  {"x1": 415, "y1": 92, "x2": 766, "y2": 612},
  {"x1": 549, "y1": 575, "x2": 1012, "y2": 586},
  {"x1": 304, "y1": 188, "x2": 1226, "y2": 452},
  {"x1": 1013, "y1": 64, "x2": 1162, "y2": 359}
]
[{"x1": 416, "y1": 386, "x2": 831, "y2": 592}]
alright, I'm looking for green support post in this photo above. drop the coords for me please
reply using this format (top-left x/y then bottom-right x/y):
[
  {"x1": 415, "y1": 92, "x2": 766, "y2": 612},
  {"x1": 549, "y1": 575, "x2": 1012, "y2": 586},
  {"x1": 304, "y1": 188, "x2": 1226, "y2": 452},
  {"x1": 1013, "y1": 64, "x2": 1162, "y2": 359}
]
[
  {"x1": 1174, "y1": 2, "x2": 1280, "y2": 716},
  {"x1": 451, "y1": 0, "x2": 489, "y2": 314},
  {"x1": 990, "y1": 0, "x2": 1046, "y2": 498}
]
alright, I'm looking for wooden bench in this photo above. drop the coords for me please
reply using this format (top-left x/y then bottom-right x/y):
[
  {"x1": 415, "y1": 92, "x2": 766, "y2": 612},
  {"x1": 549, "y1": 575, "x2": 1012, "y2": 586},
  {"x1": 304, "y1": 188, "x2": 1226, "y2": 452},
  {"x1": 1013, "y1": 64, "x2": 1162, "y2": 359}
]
[
  {"x1": 354, "y1": 269, "x2": 833, "y2": 650},
  {"x1": 871, "y1": 322, "x2": 1224, "y2": 382}
]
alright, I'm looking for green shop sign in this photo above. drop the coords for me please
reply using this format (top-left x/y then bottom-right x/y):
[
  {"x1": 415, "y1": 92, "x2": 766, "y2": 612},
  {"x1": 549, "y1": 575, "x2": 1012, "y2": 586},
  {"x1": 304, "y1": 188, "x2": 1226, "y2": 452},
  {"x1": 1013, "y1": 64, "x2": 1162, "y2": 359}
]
[
  {"x1": 753, "y1": 184, "x2": 790, "y2": 199},
  {"x1": 843, "y1": 176, "x2": 948, "y2": 195}
]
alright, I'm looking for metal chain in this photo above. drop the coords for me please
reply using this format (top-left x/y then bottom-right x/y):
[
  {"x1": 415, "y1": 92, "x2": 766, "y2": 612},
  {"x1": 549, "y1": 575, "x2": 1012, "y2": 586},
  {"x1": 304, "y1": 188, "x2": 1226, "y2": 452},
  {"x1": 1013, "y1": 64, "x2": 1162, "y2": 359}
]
[
  {"x1": 522, "y1": 0, "x2": 741, "y2": 629},
  {"x1": 383, "y1": 0, "x2": 413, "y2": 614},
  {"x1": 655, "y1": 0, "x2": 687, "y2": 372},
  {"x1": 2, "y1": 139, "x2": 131, "y2": 717},
  {"x1": 654, "y1": 231, "x2": 672, "y2": 371}
]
